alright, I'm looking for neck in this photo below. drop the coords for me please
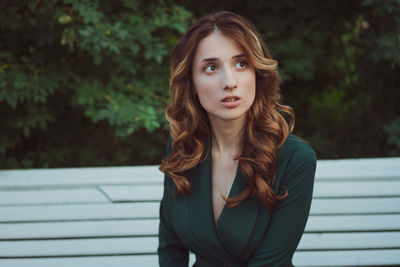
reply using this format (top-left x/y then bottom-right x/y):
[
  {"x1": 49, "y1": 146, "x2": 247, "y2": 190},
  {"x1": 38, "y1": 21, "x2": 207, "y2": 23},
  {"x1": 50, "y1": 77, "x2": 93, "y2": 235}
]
[{"x1": 208, "y1": 114, "x2": 246, "y2": 159}]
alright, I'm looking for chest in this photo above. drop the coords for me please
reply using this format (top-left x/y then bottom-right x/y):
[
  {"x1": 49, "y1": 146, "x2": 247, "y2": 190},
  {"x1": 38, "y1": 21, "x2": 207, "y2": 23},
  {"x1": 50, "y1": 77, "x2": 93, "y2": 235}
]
[
  {"x1": 167, "y1": 150, "x2": 273, "y2": 263},
  {"x1": 211, "y1": 158, "x2": 238, "y2": 225}
]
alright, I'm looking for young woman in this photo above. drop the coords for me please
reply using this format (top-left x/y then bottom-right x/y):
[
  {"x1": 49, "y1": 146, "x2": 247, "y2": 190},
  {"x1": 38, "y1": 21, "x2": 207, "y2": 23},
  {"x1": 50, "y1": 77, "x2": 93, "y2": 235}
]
[{"x1": 158, "y1": 11, "x2": 317, "y2": 267}]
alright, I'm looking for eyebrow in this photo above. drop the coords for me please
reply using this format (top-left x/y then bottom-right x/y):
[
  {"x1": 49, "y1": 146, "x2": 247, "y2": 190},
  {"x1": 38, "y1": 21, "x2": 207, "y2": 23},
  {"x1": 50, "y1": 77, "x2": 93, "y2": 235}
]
[{"x1": 200, "y1": 54, "x2": 247, "y2": 63}]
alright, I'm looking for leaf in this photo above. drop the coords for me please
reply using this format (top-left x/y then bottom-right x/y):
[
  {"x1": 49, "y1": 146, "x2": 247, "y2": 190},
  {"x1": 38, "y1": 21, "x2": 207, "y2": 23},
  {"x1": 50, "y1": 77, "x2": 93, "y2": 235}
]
[{"x1": 58, "y1": 15, "x2": 72, "y2": 24}]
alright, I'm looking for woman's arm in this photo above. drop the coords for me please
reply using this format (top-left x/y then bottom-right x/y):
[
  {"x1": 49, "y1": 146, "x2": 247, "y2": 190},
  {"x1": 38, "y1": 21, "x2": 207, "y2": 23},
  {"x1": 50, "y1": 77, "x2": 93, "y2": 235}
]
[
  {"x1": 158, "y1": 139, "x2": 189, "y2": 266},
  {"x1": 247, "y1": 145, "x2": 317, "y2": 267}
]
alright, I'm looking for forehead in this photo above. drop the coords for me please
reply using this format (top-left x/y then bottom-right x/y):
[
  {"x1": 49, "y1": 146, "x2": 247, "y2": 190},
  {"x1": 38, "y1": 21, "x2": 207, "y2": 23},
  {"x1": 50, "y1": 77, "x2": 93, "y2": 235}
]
[{"x1": 193, "y1": 31, "x2": 245, "y2": 62}]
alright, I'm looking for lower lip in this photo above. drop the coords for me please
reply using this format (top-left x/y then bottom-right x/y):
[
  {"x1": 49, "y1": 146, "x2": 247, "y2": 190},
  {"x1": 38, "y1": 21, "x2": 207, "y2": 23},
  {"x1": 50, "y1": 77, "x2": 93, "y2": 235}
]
[{"x1": 221, "y1": 99, "x2": 241, "y2": 108}]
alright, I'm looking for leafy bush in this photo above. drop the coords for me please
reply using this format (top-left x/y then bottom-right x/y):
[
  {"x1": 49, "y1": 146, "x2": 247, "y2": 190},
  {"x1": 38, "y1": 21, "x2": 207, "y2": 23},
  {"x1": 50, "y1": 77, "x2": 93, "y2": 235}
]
[
  {"x1": 1, "y1": 0, "x2": 399, "y2": 168},
  {"x1": 0, "y1": 0, "x2": 192, "y2": 168}
]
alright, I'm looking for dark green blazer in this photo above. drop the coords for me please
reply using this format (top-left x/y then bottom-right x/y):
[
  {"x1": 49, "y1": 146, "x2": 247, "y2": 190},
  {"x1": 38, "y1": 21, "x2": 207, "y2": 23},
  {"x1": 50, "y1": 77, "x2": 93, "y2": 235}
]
[{"x1": 158, "y1": 134, "x2": 317, "y2": 267}]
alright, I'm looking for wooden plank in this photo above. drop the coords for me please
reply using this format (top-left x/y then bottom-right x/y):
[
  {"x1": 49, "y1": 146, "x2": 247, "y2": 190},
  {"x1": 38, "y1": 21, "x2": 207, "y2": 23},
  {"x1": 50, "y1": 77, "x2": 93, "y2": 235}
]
[
  {"x1": 1, "y1": 196, "x2": 397, "y2": 224},
  {"x1": 2, "y1": 197, "x2": 397, "y2": 224},
  {"x1": 315, "y1": 157, "x2": 400, "y2": 180},
  {"x1": 1, "y1": 157, "x2": 399, "y2": 189},
  {"x1": 2, "y1": 180, "x2": 397, "y2": 207},
  {"x1": 313, "y1": 180, "x2": 400, "y2": 197},
  {"x1": 1, "y1": 232, "x2": 399, "y2": 257},
  {"x1": 0, "y1": 253, "x2": 193, "y2": 267},
  {"x1": 0, "y1": 189, "x2": 109, "y2": 206},
  {"x1": 0, "y1": 166, "x2": 163, "y2": 189},
  {"x1": 1, "y1": 249, "x2": 399, "y2": 267},
  {"x1": 293, "y1": 249, "x2": 400, "y2": 266},
  {"x1": 0, "y1": 203, "x2": 160, "y2": 222},
  {"x1": 305, "y1": 214, "x2": 400, "y2": 232},
  {"x1": 0, "y1": 237, "x2": 157, "y2": 257},
  {"x1": 0, "y1": 255, "x2": 159, "y2": 267},
  {"x1": 298, "y1": 231, "x2": 400, "y2": 250},
  {"x1": 310, "y1": 197, "x2": 400, "y2": 214},
  {"x1": 0, "y1": 166, "x2": 162, "y2": 180},
  {"x1": 101, "y1": 181, "x2": 400, "y2": 202},
  {"x1": 1, "y1": 214, "x2": 400, "y2": 240},
  {"x1": 0, "y1": 220, "x2": 159, "y2": 239},
  {"x1": 100, "y1": 185, "x2": 163, "y2": 202}
]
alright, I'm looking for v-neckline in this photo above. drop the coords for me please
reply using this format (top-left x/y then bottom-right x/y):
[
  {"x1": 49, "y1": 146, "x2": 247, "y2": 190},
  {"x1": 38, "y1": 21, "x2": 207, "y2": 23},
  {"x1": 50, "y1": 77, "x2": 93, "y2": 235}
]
[
  {"x1": 208, "y1": 151, "x2": 240, "y2": 232},
  {"x1": 189, "y1": 144, "x2": 262, "y2": 260}
]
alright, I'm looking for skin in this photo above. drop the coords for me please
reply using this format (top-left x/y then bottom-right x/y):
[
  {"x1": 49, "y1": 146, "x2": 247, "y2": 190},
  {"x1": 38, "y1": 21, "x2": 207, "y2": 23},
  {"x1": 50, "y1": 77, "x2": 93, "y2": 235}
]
[{"x1": 191, "y1": 30, "x2": 256, "y2": 225}]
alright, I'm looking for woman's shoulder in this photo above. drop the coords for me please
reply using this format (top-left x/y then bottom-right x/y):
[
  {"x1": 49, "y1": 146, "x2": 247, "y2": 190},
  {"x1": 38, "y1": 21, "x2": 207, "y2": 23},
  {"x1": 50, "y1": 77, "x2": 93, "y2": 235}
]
[
  {"x1": 274, "y1": 134, "x2": 317, "y2": 192},
  {"x1": 278, "y1": 134, "x2": 317, "y2": 166}
]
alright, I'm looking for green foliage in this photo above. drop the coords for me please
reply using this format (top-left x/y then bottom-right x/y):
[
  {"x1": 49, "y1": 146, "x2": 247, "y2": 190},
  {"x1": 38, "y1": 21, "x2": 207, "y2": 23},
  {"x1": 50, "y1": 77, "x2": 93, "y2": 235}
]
[
  {"x1": 0, "y1": 0, "x2": 192, "y2": 168},
  {"x1": 276, "y1": 38, "x2": 316, "y2": 82},
  {"x1": 1, "y1": 0, "x2": 399, "y2": 168}
]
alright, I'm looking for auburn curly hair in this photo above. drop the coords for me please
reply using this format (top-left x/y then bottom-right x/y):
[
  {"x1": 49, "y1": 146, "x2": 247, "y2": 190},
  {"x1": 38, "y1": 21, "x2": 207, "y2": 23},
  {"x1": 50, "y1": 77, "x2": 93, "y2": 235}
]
[{"x1": 159, "y1": 11, "x2": 294, "y2": 212}]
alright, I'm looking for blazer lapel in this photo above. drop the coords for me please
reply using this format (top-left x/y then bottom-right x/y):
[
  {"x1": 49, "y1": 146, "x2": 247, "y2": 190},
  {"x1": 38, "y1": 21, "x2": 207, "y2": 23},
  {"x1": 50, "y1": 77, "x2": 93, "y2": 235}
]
[
  {"x1": 216, "y1": 167, "x2": 261, "y2": 258},
  {"x1": 190, "y1": 150, "x2": 238, "y2": 261}
]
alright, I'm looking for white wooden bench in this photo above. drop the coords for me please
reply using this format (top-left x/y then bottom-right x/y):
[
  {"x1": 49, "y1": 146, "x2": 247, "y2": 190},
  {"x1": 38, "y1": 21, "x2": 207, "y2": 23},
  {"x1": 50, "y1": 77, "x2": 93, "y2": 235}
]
[{"x1": 0, "y1": 158, "x2": 399, "y2": 267}]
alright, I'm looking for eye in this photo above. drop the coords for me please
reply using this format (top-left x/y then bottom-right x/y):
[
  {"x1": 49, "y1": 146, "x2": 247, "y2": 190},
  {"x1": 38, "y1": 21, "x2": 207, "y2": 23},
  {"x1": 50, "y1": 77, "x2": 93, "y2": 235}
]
[
  {"x1": 236, "y1": 60, "x2": 248, "y2": 70},
  {"x1": 204, "y1": 64, "x2": 218, "y2": 73}
]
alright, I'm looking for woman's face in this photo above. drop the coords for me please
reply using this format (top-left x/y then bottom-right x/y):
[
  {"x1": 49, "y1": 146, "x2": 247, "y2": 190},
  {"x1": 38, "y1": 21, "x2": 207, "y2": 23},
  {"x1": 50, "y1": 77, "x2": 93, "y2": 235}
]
[{"x1": 192, "y1": 31, "x2": 256, "y2": 124}]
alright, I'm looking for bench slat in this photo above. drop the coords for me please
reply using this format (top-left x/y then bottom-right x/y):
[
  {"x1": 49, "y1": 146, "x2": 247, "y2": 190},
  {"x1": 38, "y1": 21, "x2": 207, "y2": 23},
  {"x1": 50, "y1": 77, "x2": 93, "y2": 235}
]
[
  {"x1": 315, "y1": 157, "x2": 400, "y2": 179},
  {"x1": 1, "y1": 197, "x2": 398, "y2": 224},
  {"x1": 299, "y1": 231, "x2": 400, "y2": 249},
  {"x1": 100, "y1": 180, "x2": 400, "y2": 202},
  {"x1": 2, "y1": 196, "x2": 398, "y2": 223},
  {"x1": 0, "y1": 255, "x2": 159, "y2": 267},
  {"x1": 306, "y1": 214, "x2": 400, "y2": 232},
  {"x1": 0, "y1": 166, "x2": 161, "y2": 180},
  {"x1": 0, "y1": 189, "x2": 109, "y2": 206},
  {"x1": 1, "y1": 157, "x2": 398, "y2": 189},
  {"x1": 0, "y1": 220, "x2": 157, "y2": 239},
  {"x1": 2, "y1": 214, "x2": 400, "y2": 240},
  {"x1": 313, "y1": 181, "x2": 400, "y2": 197},
  {"x1": 1, "y1": 249, "x2": 400, "y2": 267},
  {"x1": 0, "y1": 237, "x2": 157, "y2": 257},
  {"x1": 2, "y1": 181, "x2": 399, "y2": 207},
  {"x1": 0, "y1": 203, "x2": 160, "y2": 222},
  {"x1": 100, "y1": 185, "x2": 163, "y2": 202},
  {"x1": 293, "y1": 249, "x2": 400, "y2": 266},
  {"x1": 0, "y1": 167, "x2": 163, "y2": 189},
  {"x1": 1, "y1": 232, "x2": 400, "y2": 257},
  {"x1": 310, "y1": 197, "x2": 400, "y2": 214}
]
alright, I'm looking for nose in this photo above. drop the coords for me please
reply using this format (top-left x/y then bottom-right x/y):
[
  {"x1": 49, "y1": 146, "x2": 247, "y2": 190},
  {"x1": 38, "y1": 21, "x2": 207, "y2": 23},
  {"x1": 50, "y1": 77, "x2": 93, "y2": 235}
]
[{"x1": 223, "y1": 67, "x2": 237, "y2": 91}]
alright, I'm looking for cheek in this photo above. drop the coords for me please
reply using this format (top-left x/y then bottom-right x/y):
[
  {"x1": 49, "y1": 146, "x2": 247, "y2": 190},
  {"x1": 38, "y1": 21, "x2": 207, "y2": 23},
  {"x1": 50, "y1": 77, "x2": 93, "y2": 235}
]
[
  {"x1": 244, "y1": 72, "x2": 256, "y2": 102},
  {"x1": 196, "y1": 88, "x2": 217, "y2": 112},
  {"x1": 194, "y1": 76, "x2": 219, "y2": 99}
]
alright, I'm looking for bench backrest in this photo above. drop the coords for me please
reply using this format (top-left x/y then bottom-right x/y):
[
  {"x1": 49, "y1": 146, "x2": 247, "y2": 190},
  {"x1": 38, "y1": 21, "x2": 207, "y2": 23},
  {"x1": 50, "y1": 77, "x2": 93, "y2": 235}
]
[{"x1": 0, "y1": 158, "x2": 399, "y2": 266}]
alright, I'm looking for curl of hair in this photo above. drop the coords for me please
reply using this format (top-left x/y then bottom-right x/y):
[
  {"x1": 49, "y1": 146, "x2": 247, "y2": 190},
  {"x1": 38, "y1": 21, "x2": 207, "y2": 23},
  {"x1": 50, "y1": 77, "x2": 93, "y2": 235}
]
[{"x1": 159, "y1": 11, "x2": 294, "y2": 213}]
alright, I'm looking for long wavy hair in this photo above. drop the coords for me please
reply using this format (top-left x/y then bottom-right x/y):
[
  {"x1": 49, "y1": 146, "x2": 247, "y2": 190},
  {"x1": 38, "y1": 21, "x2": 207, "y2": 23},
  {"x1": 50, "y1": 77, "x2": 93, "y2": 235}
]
[{"x1": 159, "y1": 11, "x2": 294, "y2": 212}]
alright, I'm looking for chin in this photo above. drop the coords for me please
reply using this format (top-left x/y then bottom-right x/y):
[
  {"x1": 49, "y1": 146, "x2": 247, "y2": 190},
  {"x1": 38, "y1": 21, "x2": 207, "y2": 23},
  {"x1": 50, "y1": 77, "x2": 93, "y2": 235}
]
[{"x1": 216, "y1": 111, "x2": 248, "y2": 122}]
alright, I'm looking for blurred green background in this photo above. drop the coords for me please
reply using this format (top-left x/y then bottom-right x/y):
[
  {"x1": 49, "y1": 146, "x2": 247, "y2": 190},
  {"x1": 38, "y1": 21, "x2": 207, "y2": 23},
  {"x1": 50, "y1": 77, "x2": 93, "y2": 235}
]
[{"x1": 1, "y1": 0, "x2": 399, "y2": 169}]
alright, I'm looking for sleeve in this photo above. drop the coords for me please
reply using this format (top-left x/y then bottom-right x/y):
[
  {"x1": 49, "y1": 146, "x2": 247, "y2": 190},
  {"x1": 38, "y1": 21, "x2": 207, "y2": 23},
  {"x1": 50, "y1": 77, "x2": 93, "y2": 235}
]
[
  {"x1": 158, "y1": 138, "x2": 189, "y2": 267},
  {"x1": 247, "y1": 145, "x2": 317, "y2": 267}
]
